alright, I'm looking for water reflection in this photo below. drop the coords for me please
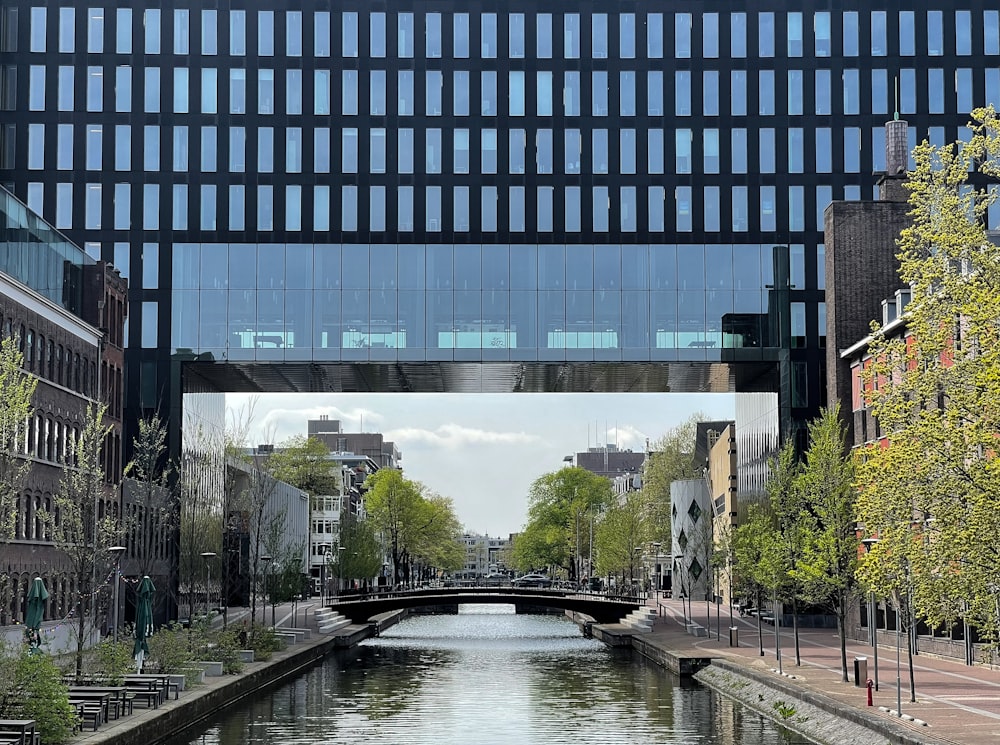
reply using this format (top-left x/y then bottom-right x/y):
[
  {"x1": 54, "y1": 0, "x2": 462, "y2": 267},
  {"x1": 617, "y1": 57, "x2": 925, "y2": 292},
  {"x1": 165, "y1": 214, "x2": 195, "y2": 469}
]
[{"x1": 169, "y1": 605, "x2": 809, "y2": 745}]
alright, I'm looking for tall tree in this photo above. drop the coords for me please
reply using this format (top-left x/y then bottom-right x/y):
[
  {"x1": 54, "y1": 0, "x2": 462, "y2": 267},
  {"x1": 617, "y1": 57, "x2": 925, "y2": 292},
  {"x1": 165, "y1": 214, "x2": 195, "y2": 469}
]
[
  {"x1": 733, "y1": 504, "x2": 783, "y2": 657},
  {"x1": 857, "y1": 107, "x2": 1000, "y2": 647},
  {"x1": 593, "y1": 490, "x2": 648, "y2": 588},
  {"x1": 795, "y1": 405, "x2": 858, "y2": 682},
  {"x1": 513, "y1": 467, "x2": 612, "y2": 579},
  {"x1": 641, "y1": 414, "x2": 706, "y2": 545},
  {"x1": 47, "y1": 403, "x2": 121, "y2": 680},
  {"x1": 122, "y1": 416, "x2": 175, "y2": 619},
  {"x1": 0, "y1": 336, "x2": 38, "y2": 542},
  {"x1": 363, "y1": 468, "x2": 423, "y2": 585},
  {"x1": 768, "y1": 440, "x2": 809, "y2": 665}
]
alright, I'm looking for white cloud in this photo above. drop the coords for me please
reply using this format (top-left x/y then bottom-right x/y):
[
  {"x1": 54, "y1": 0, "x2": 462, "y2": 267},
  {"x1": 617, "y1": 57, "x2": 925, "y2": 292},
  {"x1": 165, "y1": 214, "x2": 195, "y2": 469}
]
[
  {"x1": 386, "y1": 423, "x2": 542, "y2": 449},
  {"x1": 603, "y1": 424, "x2": 649, "y2": 452}
]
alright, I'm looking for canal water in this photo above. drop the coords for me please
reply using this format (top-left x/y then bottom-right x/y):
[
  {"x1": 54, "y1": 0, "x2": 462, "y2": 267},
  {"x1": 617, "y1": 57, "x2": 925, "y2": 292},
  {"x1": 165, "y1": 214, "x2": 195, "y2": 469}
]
[{"x1": 168, "y1": 605, "x2": 811, "y2": 745}]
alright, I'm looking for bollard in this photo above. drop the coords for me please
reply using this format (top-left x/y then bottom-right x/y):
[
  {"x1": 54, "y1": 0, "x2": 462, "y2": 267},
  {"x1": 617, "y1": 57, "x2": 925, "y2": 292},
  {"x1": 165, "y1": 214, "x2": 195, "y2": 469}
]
[{"x1": 866, "y1": 678, "x2": 874, "y2": 706}]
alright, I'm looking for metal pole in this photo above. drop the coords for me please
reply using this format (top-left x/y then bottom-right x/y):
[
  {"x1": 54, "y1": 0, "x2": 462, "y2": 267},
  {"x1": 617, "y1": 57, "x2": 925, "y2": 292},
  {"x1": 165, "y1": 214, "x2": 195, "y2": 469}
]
[
  {"x1": 112, "y1": 561, "x2": 120, "y2": 644},
  {"x1": 896, "y1": 604, "x2": 902, "y2": 716},
  {"x1": 774, "y1": 587, "x2": 782, "y2": 674},
  {"x1": 872, "y1": 592, "x2": 880, "y2": 690}
]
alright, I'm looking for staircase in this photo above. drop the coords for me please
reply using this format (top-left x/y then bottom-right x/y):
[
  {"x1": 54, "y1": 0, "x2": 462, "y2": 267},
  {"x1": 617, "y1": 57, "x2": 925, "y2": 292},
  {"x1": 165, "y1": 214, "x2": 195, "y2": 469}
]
[
  {"x1": 314, "y1": 608, "x2": 352, "y2": 634},
  {"x1": 620, "y1": 607, "x2": 657, "y2": 633}
]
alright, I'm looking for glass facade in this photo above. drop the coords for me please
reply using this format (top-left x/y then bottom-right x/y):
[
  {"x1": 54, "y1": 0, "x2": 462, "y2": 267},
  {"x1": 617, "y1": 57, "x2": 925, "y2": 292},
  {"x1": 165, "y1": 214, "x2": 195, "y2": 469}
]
[
  {"x1": 1, "y1": 1, "x2": 996, "y2": 411},
  {"x1": 170, "y1": 241, "x2": 780, "y2": 362}
]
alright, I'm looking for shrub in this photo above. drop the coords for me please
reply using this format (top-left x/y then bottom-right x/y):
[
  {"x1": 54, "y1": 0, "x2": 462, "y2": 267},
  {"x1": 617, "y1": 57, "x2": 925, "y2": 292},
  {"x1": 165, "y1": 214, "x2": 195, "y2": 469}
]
[
  {"x1": 146, "y1": 622, "x2": 193, "y2": 674},
  {"x1": 249, "y1": 624, "x2": 281, "y2": 662},
  {"x1": 95, "y1": 638, "x2": 136, "y2": 684},
  {"x1": 0, "y1": 647, "x2": 76, "y2": 744},
  {"x1": 214, "y1": 629, "x2": 243, "y2": 675}
]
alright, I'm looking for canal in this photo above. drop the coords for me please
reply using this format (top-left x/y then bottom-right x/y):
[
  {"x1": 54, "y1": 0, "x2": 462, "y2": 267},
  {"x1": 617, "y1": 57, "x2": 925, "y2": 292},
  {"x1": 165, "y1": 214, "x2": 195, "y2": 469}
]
[{"x1": 168, "y1": 605, "x2": 811, "y2": 744}]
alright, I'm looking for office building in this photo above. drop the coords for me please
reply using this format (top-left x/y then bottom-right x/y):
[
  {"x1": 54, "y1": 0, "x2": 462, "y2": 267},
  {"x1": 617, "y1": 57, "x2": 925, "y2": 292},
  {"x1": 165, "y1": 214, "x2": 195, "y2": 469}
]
[{"x1": 0, "y1": 3, "x2": 996, "y2": 554}]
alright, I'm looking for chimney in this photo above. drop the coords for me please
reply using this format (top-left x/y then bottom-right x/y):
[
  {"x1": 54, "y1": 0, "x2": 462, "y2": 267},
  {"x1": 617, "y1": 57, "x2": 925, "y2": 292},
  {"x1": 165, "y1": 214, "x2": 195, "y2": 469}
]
[{"x1": 879, "y1": 117, "x2": 909, "y2": 203}]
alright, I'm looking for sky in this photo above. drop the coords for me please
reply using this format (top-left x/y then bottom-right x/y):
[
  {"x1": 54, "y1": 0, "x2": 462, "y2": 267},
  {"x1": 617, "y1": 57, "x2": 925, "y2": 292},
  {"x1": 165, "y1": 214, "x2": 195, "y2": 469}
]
[{"x1": 226, "y1": 392, "x2": 736, "y2": 537}]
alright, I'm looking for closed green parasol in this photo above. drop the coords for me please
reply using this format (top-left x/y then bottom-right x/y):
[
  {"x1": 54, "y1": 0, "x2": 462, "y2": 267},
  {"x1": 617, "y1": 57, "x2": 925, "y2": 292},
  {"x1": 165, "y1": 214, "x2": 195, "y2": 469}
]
[
  {"x1": 133, "y1": 576, "x2": 155, "y2": 672},
  {"x1": 24, "y1": 576, "x2": 48, "y2": 652}
]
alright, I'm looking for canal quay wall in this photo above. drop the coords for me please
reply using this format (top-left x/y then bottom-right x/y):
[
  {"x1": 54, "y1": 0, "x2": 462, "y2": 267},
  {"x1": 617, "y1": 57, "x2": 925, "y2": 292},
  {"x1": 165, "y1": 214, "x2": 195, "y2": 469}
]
[
  {"x1": 69, "y1": 612, "x2": 408, "y2": 745},
  {"x1": 578, "y1": 614, "x2": 953, "y2": 745}
]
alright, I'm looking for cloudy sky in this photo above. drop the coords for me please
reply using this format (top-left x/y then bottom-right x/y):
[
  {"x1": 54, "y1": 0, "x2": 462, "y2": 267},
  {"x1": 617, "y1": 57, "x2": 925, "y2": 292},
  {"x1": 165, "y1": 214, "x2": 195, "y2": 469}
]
[{"x1": 226, "y1": 392, "x2": 735, "y2": 537}]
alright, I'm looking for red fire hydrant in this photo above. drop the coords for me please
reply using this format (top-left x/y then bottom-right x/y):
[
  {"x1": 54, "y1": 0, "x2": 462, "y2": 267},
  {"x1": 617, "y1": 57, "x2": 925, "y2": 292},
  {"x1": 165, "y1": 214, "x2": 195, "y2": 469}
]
[{"x1": 866, "y1": 678, "x2": 874, "y2": 706}]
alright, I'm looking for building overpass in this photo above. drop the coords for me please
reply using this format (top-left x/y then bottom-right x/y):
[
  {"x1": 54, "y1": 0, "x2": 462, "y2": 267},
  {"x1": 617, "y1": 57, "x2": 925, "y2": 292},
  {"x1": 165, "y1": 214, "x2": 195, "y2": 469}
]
[{"x1": 327, "y1": 587, "x2": 644, "y2": 625}]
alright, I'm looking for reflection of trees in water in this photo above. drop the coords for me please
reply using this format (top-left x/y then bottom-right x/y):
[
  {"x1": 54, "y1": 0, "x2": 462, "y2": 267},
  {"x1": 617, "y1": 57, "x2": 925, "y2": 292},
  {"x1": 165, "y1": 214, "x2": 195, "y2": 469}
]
[
  {"x1": 326, "y1": 645, "x2": 457, "y2": 721},
  {"x1": 524, "y1": 650, "x2": 683, "y2": 727}
]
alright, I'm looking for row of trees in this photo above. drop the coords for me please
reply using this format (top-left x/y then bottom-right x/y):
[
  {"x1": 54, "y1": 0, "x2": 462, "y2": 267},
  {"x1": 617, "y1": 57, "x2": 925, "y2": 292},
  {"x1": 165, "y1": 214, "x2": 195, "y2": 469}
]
[
  {"x1": 856, "y1": 109, "x2": 1000, "y2": 663},
  {"x1": 362, "y1": 468, "x2": 464, "y2": 585},
  {"x1": 513, "y1": 414, "x2": 706, "y2": 586},
  {"x1": 732, "y1": 407, "x2": 857, "y2": 680},
  {"x1": 734, "y1": 108, "x2": 1000, "y2": 688}
]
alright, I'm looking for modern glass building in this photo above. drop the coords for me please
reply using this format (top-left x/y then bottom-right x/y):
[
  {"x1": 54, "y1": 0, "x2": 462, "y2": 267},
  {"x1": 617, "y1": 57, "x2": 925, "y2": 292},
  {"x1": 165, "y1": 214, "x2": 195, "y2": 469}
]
[{"x1": 0, "y1": 1, "x2": 997, "y2": 445}]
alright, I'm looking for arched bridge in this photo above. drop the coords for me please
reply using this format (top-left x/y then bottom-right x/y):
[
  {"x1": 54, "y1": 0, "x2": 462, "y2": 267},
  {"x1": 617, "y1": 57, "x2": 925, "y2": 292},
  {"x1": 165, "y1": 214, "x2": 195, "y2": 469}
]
[{"x1": 327, "y1": 587, "x2": 643, "y2": 625}]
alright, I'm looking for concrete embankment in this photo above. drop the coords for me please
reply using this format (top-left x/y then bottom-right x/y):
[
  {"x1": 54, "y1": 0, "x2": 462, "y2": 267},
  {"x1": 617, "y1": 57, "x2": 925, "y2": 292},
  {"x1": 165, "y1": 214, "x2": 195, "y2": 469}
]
[
  {"x1": 574, "y1": 612, "x2": 953, "y2": 745},
  {"x1": 71, "y1": 610, "x2": 410, "y2": 745}
]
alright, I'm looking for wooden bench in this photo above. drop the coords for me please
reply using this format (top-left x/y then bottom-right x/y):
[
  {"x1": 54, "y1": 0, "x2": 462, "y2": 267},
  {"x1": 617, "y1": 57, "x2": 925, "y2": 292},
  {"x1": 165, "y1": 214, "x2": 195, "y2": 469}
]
[{"x1": 124, "y1": 688, "x2": 160, "y2": 709}]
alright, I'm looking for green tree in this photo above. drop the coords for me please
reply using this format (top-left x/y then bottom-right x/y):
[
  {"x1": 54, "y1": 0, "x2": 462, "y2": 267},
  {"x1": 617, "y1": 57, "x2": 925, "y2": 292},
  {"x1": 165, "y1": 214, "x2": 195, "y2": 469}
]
[
  {"x1": 0, "y1": 336, "x2": 37, "y2": 542},
  {"x1": 641, "y1": 414, "x2": 706, "y2": 544},
  {"x1": 47, "y1": 402, "x2": 122, "y2": 680},
  {"x1": 337, "y1": 518, "x2": 385, "y2": 588},
  {"x1": 363, "y1": 468, "x2": 423, "y2": 585},
  {"x1": 270, "y1": 435, "x2": 340, "y2": 496},
  {"x1": 408, "y1": 492, "x2": 464, "y2": 578},
  {"x1": 513, "y1": 467, "x2": 612, "y2": 580},
  {"x1": 0, "y1": 644, "x2": 76, "y2": 744},
  {"x1": 795, "y1": 405, "x2": 858, "y2": 683},
  {"x1": 768, "y1": 440, "x2": 810, "y2": 666},
  {"x1": 733, "y1": 504, "x2": 783, "y2": 657},
  {"x1": 123, "y1": 415, "x2": 176, "y2": 621},
  {"x1": 593, "y1": 491, "x2": 648, "y2": 589},
  {"x1": 858, "y1": 107, "x2": 1000, "y2": 648}
]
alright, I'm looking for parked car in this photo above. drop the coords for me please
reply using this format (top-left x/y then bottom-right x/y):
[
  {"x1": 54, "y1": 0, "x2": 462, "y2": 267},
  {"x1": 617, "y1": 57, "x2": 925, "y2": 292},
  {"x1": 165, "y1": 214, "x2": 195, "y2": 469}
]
[{"x1": 512, "y1": 573, "x2": 552, "y2": 588}]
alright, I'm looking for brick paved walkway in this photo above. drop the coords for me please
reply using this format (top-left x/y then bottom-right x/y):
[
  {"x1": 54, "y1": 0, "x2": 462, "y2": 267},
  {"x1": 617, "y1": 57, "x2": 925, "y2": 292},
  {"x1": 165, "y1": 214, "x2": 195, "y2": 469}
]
[{"x1": 645, "y1": 596, "x2": 1000, "y2": 745}]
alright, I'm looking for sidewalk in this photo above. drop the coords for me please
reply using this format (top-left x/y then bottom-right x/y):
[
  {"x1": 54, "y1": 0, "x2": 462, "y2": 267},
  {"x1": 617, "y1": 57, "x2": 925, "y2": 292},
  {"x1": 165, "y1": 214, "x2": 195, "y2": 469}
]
[{"x1": 645, "y1": 596, "x2": 1000, "y2": 745}]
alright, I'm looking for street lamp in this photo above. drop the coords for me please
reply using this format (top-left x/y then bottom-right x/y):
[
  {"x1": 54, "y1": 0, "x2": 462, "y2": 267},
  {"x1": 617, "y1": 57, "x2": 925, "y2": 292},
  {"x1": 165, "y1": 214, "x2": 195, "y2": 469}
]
[
  {"x1": 860, "y1": 537, "x2": 880, "y2": 692},
  {"x1": 322, "y1": 548, "x2": 331, "y2": 605},
  {"x1": 650, "y1": 542, "x2": 661, "y2": 598},
  {"x1": 260, "y1": 555, "x2": 273, "y2": 627},
  {"x1": 200, "y1": 552, "x2": 216, "y2": 618},
  {"x1": 338, "y1": 546, "x2": 346, "y2": 596},
  {"x1": 108, "y1": 546, "x2": 126, "y2": 644},
  {"x1": 291, "y1": 557, "x2": 302, "y2": 626},
  {"x1": 674, "y1": 554, "x2": 687, "y2": 627},
  {"x1": 633, "y1": 547, "x2": 643, "y2": 599}
]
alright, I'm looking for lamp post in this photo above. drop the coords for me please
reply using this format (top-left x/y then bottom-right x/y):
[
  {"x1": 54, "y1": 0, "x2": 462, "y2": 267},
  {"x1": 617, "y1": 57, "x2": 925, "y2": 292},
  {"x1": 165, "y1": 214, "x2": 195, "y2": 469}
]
[
  {"x1": 674, "y1": 554, "x2": 687, "y2": 627},
  {"x1": 338, "y1": 546, "x2": 346, "y2": 596},
  {"x1": 260, "y1": 555, "x2": 273, "y2": 627},
  {"x1": 860, "y1": 538, "x2": 880, "y2": 692},
  {"x1": 633, "y1": 547, "x2": 642, "y2": 600},
  {"x1": 108, "y1": 546, "x2": 126, "y2": 643},
  {"x1": 651, "y1": 542, "x2": 661, "y2": 599},
  {"x1": 291, "y1": 557, "x2": 302, "y2": 626},
  {"x1": 322, "y1": 548, "x2": 331, "y2": 605},
  {"x1": 200, "y1": 552, "x2": 216, "y2": 618}
]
